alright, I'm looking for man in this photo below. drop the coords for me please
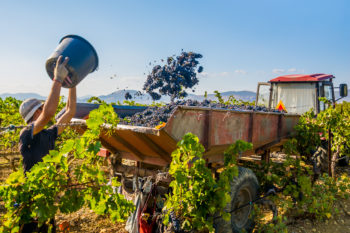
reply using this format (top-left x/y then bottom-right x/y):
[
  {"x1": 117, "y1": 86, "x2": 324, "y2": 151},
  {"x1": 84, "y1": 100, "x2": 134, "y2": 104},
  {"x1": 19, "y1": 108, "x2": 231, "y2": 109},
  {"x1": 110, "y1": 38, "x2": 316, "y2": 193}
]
[{"x1": 18, "y1": 56, "x2": 76, "y2": 232}]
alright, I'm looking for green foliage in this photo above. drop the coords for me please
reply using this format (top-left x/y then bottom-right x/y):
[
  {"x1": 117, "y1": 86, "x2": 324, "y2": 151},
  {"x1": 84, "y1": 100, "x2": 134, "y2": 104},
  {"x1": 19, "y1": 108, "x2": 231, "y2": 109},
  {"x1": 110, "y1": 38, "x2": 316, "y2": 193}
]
[
  {"x1": 122, "y1": 100, "x2": 148, "y2": 106},
  {"x1": 0, "y1": 97, "x2": 24, "y2": 153},
  {"x1": 294, "y1": 109, "x2": 324, "y2": 156},
  {"x1": 1, "y1": 96, "x2": 348, "y2": 232},
  {"x1": 0, "y1": 104, "x2": 134, "y2": 232},
  {"x1": 87, "y1": 96, "x2": 165, "y2": 107},
  {"x1": 226, "y1": 95, "x2": 255, "y2": 106},
  {"x1": 295, "y1": 102, "x2": 350, "y2": 159},
  {"x1": 87, "y1": 96, "x2": 106, "y2": 104},
  {"x1": 214, "y1": 90, "x2": 224, "y2": 104},
  {"x1": 250, "y1": 139, "x2": 350, "y2": 232},
  {"x1": 213, "y1": 90, "x2": 255, "y2": 106},
  {"x1": 0, "y1": 96, "x2": 68, "y2": 153},
  {"x1": 164, "y1": 133, "x2": 252, "y2": 232},
  {"x1": 317, "y1": 102, "x2": 350, "y2": 156}
]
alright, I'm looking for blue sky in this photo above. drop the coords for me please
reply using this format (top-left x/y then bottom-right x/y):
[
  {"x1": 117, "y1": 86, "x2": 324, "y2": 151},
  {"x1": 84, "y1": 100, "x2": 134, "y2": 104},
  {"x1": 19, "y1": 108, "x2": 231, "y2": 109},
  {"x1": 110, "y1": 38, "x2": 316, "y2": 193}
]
[{"x1": 0, "y1": 0, "x2": 349, "y2": 97}]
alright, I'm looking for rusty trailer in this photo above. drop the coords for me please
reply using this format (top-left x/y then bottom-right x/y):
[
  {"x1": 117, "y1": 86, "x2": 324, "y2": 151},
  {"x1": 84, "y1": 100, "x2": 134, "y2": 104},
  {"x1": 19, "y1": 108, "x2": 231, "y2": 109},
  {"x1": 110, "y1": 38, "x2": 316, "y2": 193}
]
[
  {"x1": 73, "y1": 105, "x2": 300, "y2": 167},
  {"x1": 69, "y1": 104, "x2": 301, "y2": 232}
]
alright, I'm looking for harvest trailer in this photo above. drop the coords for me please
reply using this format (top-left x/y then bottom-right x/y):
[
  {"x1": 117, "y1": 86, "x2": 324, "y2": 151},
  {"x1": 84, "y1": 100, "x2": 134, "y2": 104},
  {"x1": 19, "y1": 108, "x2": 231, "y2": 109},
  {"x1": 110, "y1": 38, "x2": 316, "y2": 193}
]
[{"x1": 69, "y1": 73, "x2": 347, "y2": 232}]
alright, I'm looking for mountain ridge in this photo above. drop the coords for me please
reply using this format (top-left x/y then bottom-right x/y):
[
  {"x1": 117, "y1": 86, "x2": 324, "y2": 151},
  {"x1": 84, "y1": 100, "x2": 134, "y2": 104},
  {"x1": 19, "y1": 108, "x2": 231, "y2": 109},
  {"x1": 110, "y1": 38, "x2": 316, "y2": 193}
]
[{"x1": 1, "y1": 89, "x2": 349, "y2": 104}]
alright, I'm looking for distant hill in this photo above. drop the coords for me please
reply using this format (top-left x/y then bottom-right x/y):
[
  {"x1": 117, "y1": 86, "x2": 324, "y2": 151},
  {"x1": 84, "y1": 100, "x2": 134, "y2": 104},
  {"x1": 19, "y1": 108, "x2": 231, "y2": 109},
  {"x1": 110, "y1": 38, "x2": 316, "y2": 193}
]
[
  {"x1": 1, "y1": 89, "x2": 349, "y2": 104},
  {"x1": 195, "y1": 91, "x2": 256, "y2": 102},
  {"x1": 0, "y1": 93, "x2": 46, "y2": 100},
  {"x1": 77, "y1": 90, "x2": 257, "y2": 104},
  {"x1": 78, "y1": 90, "x2": 159, "y2": 104}
]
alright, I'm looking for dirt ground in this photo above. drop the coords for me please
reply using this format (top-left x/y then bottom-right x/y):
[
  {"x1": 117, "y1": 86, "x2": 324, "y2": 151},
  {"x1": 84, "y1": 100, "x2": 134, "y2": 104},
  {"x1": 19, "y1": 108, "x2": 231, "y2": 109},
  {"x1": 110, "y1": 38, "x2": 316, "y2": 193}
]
[{"x1": 0, "y1": 155, "x2": 349, "y2": 233}]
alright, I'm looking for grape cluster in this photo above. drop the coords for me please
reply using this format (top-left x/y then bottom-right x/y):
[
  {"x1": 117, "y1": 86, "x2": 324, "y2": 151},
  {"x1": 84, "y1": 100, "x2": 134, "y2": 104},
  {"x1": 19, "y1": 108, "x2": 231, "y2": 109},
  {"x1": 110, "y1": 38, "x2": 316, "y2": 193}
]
[
  {"x1": 120, "y1": 99, "x2": 282, "y2": 127},
  {"x1": 169, "y1": 211, "x2": 181, "y2": 232},
  {"x1": 143, "y1": 52, "x2": 203, "y2": 102},
  {"x1": 124, "y1": 92, "x2": 132, "y2": 100},
  {"x1": 134, "y1": 91, "x2": 143, "y2": 97}
]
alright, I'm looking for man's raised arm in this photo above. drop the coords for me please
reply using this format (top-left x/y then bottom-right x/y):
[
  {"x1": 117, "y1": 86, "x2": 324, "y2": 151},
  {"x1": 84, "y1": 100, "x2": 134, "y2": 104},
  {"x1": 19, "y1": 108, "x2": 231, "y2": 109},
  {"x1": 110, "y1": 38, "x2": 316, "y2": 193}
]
[
  {"x1": 33, "y1": 56, "x2": 70, "y2": 135},
  {"x1": 56, "y1": 87, "x2": 76, "y2": 135}
]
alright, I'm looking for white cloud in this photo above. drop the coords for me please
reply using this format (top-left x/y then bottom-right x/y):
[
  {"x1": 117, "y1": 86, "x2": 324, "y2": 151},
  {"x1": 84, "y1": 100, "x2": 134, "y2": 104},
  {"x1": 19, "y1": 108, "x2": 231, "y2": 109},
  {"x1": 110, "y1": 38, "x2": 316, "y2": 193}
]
[
  {"x1": 78, "y1": 75, "x2": 145, "y2": 96},
  {"x1": 272, "y1": 69, "x2": 285, "y2": 74},
  {"x1": 287, "y1": 68, "x2": 297, "y2": 72},
  {"x1": 194, "y1": 70, "x2": 249, "y2": 79},
  {"x1": 234, "y1": 69, "x2": 247, "y2": 75},
  {"x1": 198, "y1": 72, "x2": 230, "y2": 78},
  {"x1": 220, "y1": 72, "x2": 229, "y2": 76},
  {"x1": 198, "y1": 72, "x2": 209, "y2": 78}
]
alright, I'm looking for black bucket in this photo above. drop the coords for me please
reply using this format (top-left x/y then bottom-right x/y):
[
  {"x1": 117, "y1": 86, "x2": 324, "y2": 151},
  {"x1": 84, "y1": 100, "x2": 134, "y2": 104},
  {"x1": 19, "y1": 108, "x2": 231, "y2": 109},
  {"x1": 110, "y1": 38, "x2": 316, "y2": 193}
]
[{"x1": 46, "y1": 35, "x2": 99, "y2": 88}]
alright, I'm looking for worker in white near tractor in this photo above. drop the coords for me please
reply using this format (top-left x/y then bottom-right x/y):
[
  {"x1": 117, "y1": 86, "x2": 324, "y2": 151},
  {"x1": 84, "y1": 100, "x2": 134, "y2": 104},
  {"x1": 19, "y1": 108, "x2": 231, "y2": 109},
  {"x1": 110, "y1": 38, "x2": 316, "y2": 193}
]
[{"x1": 18, "y1": 55, "x2": 76, "y2": 233}]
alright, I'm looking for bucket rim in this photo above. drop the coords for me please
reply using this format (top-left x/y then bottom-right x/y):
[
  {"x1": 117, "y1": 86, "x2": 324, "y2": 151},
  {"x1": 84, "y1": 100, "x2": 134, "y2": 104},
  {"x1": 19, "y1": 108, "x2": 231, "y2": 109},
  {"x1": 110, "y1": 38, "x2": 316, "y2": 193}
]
[{"x1": 60, "y1": 35, "x2": 99, "y2": 72}]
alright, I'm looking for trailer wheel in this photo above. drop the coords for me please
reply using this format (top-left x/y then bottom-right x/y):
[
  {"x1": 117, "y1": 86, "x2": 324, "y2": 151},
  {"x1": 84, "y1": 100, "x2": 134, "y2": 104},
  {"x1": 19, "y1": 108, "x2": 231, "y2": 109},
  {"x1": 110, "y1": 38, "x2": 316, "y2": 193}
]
[{"x1": 214, "y1": 167, "x2": 259, "y2": 233}]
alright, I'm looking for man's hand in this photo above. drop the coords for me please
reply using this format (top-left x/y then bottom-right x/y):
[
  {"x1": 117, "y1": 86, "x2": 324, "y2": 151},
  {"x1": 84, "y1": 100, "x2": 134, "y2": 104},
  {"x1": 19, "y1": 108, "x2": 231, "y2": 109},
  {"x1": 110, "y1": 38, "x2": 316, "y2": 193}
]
[{"x1": 54, "y1": 56, "x2": 72, "y2": 85}]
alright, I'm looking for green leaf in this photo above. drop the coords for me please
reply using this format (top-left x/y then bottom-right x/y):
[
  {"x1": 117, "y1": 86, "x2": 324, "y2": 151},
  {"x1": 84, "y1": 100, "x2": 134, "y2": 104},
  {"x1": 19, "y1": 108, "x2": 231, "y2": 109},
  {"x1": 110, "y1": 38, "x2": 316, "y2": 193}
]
[
  {"x1": 61, "y1": 139, "x2": 75, "y2": 154},
  {"x1": 11, "y1": 226, "x2": 19, "y2": 233},
  {"x1": 43, "y1": 150, "x2": 62, "y2": 163}
]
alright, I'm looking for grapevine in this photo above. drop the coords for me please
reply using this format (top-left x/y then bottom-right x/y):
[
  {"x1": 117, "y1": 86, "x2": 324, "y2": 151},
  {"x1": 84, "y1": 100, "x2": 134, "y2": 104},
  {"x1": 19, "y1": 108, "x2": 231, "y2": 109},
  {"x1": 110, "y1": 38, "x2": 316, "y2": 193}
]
[
  {"x1": 0, "y1": 104, "x2": 135, "y2": 232},
  {"x1": 0, "y1": 97, "x2": 24, "y2": 154},
  {"x1": 0, "y1": 96, "x2": 349, "y2": 232},
  {"x1": 294, "y1": 101, "x2": 350, "y2": 176},
  {"x1": 248, "y1": 138, "x2": 350, "y2": 232},
  {"x1": 164, "y1": 133, "x2": 252, "y2": 231}
]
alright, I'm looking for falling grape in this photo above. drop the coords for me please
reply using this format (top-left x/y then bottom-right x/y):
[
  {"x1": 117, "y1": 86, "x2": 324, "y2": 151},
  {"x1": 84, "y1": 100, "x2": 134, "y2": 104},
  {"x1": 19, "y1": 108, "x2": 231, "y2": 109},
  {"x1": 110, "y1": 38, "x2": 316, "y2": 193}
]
[
  {"x1": 198, "y1": 66, "x2": 203, "y2": 73},
  {"x1": 143, "y1": 51, "x2": 203, "y2": 102},
  {"x1": 125, "y1": 92, "x2": 132, "y2": 100}
]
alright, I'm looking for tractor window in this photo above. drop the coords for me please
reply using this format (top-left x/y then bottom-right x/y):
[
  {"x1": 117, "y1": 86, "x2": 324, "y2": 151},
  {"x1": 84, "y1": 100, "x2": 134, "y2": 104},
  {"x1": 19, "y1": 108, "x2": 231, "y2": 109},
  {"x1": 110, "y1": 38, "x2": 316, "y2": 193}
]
[
  {"x1": 319, "y1": 84, "x2": 333, "y2": 111},
  {"x1": 271, "y1": 83, "x2": 316, "y2": 114},
  {"x1": 256, "y1": 83, "x2": 270, "y2": 107}
]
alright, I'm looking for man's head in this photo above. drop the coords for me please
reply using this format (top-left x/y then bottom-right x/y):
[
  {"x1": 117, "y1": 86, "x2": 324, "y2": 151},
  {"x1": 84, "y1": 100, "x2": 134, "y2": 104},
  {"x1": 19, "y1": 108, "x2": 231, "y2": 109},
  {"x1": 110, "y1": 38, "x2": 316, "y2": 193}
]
[{"x1": 19, "y1": 98, "x2": 44, "y2": 124}]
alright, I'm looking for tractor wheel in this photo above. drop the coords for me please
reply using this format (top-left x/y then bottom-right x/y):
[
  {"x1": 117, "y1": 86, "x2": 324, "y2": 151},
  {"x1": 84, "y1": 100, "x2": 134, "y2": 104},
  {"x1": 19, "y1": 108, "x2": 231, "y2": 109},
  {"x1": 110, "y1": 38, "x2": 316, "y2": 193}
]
[{"x1": 214, "y1": 167, "x2": 259, "y2": 233}]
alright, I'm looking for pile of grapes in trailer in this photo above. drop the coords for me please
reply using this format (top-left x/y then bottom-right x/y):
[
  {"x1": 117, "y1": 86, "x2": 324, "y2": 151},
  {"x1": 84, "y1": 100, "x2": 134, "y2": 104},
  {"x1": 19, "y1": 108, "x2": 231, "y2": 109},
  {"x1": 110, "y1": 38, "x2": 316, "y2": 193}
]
[{"x1": 120, "y1": 51, "x2": 281, "y2": 127}]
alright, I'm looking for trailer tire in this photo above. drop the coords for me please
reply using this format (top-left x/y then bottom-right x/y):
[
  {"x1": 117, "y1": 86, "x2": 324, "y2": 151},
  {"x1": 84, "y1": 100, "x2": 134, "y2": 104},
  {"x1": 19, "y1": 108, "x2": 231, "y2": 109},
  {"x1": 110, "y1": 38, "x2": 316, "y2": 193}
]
[{"x1": 214, "y1": 167, "x2": 259, "y2": 233}]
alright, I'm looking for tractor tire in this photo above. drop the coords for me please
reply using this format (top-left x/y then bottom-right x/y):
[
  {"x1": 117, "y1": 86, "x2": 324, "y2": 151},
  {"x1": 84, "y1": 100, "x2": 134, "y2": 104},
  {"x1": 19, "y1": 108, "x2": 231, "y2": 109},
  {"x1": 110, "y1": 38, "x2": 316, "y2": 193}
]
[{"x1": 214, "y1": 167, "x2": 259, "y2": 233}]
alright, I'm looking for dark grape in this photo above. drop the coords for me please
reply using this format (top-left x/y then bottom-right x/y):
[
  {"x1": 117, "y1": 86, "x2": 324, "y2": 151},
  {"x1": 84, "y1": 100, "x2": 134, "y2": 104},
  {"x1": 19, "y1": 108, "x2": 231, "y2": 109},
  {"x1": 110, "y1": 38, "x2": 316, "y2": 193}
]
[
  {"x1": 124, "y1": 92, "x2": 132, "y2": 100},
  {"x1": 197, "y1": 66, "x2": 203, "y2": 73},
  {"x1": 170, "y1": 211, "x2": 181, "y2": 232},
  {"x1": 143, "y1": 51, "x2": 203, "y2": 102},
  {"x1": 120, "y1": 99, "x2": 280, "y2": 128}
]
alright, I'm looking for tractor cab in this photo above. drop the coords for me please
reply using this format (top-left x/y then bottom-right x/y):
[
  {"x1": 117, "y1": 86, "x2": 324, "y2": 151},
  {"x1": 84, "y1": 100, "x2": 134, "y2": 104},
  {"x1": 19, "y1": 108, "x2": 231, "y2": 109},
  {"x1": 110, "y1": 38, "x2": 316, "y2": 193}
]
[{"x1": 256, "y1": 74, "x2": 348, "y2": 115}]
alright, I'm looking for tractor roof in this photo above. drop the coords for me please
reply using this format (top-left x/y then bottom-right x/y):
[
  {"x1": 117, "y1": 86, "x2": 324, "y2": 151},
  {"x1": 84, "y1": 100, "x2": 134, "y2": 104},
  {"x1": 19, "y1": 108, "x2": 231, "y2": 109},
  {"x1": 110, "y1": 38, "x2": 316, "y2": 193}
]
[{"x1": 269, "y1": 73, "x2": 334, "y2": 83}]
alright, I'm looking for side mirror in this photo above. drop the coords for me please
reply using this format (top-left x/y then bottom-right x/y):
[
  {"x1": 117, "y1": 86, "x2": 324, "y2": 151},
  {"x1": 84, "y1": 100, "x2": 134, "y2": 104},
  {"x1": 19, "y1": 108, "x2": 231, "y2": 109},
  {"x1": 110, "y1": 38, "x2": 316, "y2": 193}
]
[{"x1": 340, "y1": 84, "x2": 348, "y2": 97}]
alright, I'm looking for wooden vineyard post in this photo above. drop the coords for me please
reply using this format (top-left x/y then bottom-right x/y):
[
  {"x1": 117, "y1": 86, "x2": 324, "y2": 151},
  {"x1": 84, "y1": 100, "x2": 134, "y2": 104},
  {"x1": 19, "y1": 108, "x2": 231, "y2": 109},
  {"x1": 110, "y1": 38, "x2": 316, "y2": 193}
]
[{"x1": 328, "y1": 129, "x2": 332, "y2": 177}]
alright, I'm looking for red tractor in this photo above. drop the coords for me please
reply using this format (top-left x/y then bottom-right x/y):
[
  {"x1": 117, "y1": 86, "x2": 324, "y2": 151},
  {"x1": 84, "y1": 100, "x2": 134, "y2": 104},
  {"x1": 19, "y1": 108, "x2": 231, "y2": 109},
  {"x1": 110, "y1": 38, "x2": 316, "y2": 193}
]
[
  {"x1": 255, "y1": 73, "x2": 348, "y2": 114},
  {"x1": 256, "y1": 73, "x2": 349, "y2": 169}
]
